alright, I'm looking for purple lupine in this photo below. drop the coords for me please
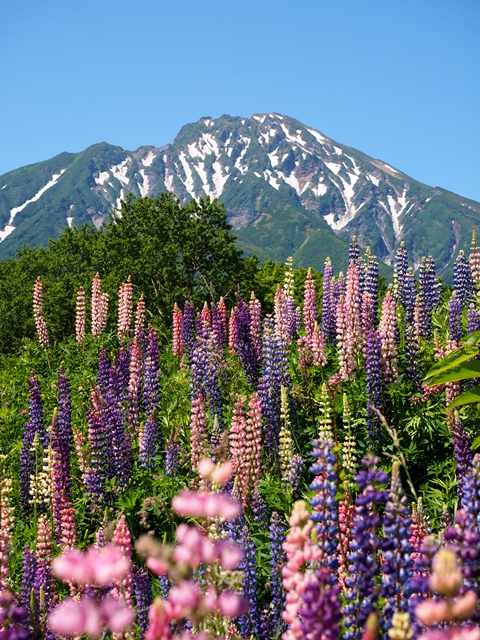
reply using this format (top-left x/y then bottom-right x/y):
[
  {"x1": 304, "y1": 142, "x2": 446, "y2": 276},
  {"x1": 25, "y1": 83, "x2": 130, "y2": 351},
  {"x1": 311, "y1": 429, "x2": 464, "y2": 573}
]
[
  {"x1": 454, "y1": 249, "x2": 476, "y2": 308},
  {"x1": 139, "y1": 409, "x2": 160, "y2": 470},
  {"x1": 50, "y1": 409, "x2": 73, "y2": 542},
  {"x1": 182, "y1": 300, "x2": 196, "y2": 359},
  {"x1": 348, "y1": 236, "x2": 361, "y2": 267},
  {"x1": 97, "y1": 347, "x2": 112, "y2": 398},
  {"x1": 239, "y1": 524, "x2": 261, "y2": 640},
  {"x1": 19, "y1": 546, "x2": 37, "y2": 633},
  {"x1": 467, "y1": 303, "x2": 480, "y2": 334},
  {"x1": 405, "y1": 324, "x2": 422, "y2": 391},
  {"x1": 364, "y1": 253, "x2": 379, "y2": 318},
  {"x1": 102, "y1": 385, "x2": 133, "y2": 489},
  {"x1": 289, "y1": 454, "x2": 304, "y2": 497},
  {"x1": 190, "y1": 332, "x2": 224, "y2": 433},
  {"x1": 132, "y1": 565, "x2": 153, "y2": 639},
  {"x1": 334, "y1": 271, "x2": 346, "y2": 301},
  {"x1": 443, "y1": 508, "x2": 480, "y2": 591},
  {"x1": 297, "y1": 568, "x2": 342, "y2": 640},
  {"x1": 114, "y1": 345, "x2": 131, "y2": 401},
  {"x1": 85, "y1": 391, "x2": 109, "y2": 506},
  {"x1": 20, "y1": 376, "x2": 47, "y2": 513},
  {"x1": 418, "y1": 256, "x2": 439, "y2": 339},
  {"x1": 449, "y1": 292, "x2": 464, "y2": 344},
  {"x1": 257, "y1": 317, "x2": 282, "y2": 450},
  {"x1": 235, "y1": 295, "x2": 260, "y2": 383},
  {"x1": 165, "y1": 435, "x2": 180, "y2": 476},
  {"x1": 343, "y1": 456, "x2": 389, "y2": 640},
  {"x1": 365, "y1": 330, "x2": 383, "y2": 446},
  {"x1": 408, "y1": 534, "x2": 438, "y2": 637},
  {"x1": 380, "y1": 462, "x2": 414, "y2": 633},
  {"x1": 310, "y1": 439, "x2": 339, "y2": 569},
  {"x1": 403, "y1": 267, "x2": 416, "y2": 326},
  {"x1": 461, "y1": 454, "x2": 480, "y2": 530},
  {"x1": 211, "y1": 301, "x2": 226, "y2": 351},
  {"x1": 453, "y1": 414, "x2": 474, "y2": 507},
  {"x1": 322, "y1": 257, "x2": 336, "y2": 344},
  {"x1": 143, "y1": 328, "x2": 161, "y2": 416},
  {"x1": 261, "y1": 512, "x2": 287, "y2": 640},
  {"x1": 393, "y1": 242, "x2": 409, "y2": 307}
]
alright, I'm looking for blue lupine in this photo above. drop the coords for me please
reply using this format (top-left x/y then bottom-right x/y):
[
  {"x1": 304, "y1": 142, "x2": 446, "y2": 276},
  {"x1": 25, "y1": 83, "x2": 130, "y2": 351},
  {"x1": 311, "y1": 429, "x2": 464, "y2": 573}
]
[
  {"x1": 85, "y1": 393, "x2": 109, "y2": 506},
  {"x1": 97, "y1": 348, "x2": 112, "y2": 398},
  {"x1": 394, "y1": 242, "x2": 409, "y2": 307},
  {"x1": 165, "y1": 435, "x2": 180, "y2": 476},
  {"x1": 462, "y1": 454, "x2": 480, "y2": 526},
  {"x1": 20, "y1": 376, "x2": 46, "y2": 513},
  {"x1": 322, "y1": 258, "x2": 336, "y2": 344},
  {"x1": 467, "y1": 303, "x2": 480, "y2": 334},
  {"x1": 103, "y1": 386, "x2": 132, "y2": 489},
  {"x1": 454, "y1": 250, "x2": 476, "y2": 308},
  {"x1": 453, "y1": 414, "x2": 474, "y2": 507},
  {"x1": 239, "y1": 525, "x2": 261, "y2": 640},
  {"x1": 298, "y1": 568, "x2": 342, "y2": 640},
  {"x1": 443, "y1": 508, "x2": 480, "y2": 591},
  {"x1": 381, "y1": 462, "x2": 414, "y2": 634},
  {"x1": 418, "y1": 256, "x2": 439, "y2": 339},
  {"x1": 364, "y1": 253, "x2": 379, "y2": 318},
  {"x1": 132, "y1": 566, "x2": 153, "y2": 639},
  {"x1": 114, "y1": 346, "x2": 131, "y2": 401},
  {"x1": 310, "y1": 439, "x2": 339, "y2": 569},
  {"x1": 365, "y1": 330, "x2": 383, "y2": 446},
  {"x1": 190, "y1": 332, "x2": 224, "y2": 433},
  {"x1": 257, "y1": 317, "x2": 282, "y2": 450},
  {"x1": 343, "y1": 456, "x2": 389, "y2": 640},
  {"x1": 139, "y1": 409, "x2": 160, "y2": 470},
  {"x1": 404, "y1": 324, "x2": 421, "y2": 390},
  {"x1": 235, "y1": 295, "x2": 259, "y2": 383},
  {"x1": 261, "y1": 511, "x2": 286, "y2": 640},
  {"x1": 182, "y1": 300, "x2": 196, "y2": 359},
  {"x1": 449, "y1": 292, "x2": 464, "y2": 344},
  {"x1": 143, "y1": 328, "x2": 161, "y2": 416}
]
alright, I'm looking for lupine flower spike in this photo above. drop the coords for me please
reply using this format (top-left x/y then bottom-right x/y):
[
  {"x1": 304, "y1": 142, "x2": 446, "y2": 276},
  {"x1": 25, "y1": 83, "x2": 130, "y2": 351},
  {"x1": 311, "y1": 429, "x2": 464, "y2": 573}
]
[{"x1": 33, "y1": 276, "x2": 49, "y2": 349}]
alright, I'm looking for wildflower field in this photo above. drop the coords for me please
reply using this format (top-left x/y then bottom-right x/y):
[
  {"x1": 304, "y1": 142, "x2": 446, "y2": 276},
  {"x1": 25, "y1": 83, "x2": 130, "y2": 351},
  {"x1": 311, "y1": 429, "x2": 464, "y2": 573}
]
[{"x1": 1, "y1": 234, "x2": 480, "y2": 640}]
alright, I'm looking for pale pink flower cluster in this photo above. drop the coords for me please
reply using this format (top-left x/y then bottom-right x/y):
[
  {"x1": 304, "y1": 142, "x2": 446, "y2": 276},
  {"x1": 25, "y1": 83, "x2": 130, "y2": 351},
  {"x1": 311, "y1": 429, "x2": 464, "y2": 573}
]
[
  {"x1": 75, "y1": 285, "x2": 86, "y2": 342},
  {"x1": 303, "y1": 268, "x2": 317, "y2": 341},
  {"x1": 228, "y1": 308, "x2": 237, "y2": 354},
  {"x1": 117, "y1": 276, "x2": 133, "y2": 339},
  {"x1": 415, "y1": 549, "x2": 480, "y2": 640},
  {"x1": 91, "y1": 272, "x2": 109, "y2": 336},
  {"x1": 229, "y1": 393, "x2": 262, "y2": 508},
  {"x1": 0, "y1": 476, "x2": 13, "y2": 591},
  {"x1": 128, "y1": 339, "x2": 142, "y2": 435},
  {"x1": 470, "y1": 230, "x2": 480, "y2": 286},
  {"x1": 379, "y1": 289, "x2": 399, "y2": 384},
  {"x1": 33, "y1": 276, "x2": 49, "y2": 349},
  {"x1": 172, "y1": 490, "x2": 240, "y2": 520},
  {"x1": 173, "y1": 302, "x2": 184, "y2": 357},
  {"x1": 282, "y1": 500, "x2": 323, "y2": 640},
  {"x1": 48, "y1": 543, "x2": 134, "y2": 638}
]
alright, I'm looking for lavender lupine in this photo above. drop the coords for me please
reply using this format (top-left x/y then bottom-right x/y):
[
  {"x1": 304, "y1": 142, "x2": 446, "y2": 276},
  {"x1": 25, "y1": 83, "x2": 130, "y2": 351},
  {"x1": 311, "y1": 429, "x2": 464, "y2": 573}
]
[
  {"x1": 20, "y1": 376, "x2": 47, "y2": 513},
  {"x1": 467, "y1": 303, "x2": 480, "y2": 334},
  {"x1": 284, "y1": 257, "x2": 298, "y2": 341},
  {"x1": 33, "y1": 276, "x2": 49, "y2": 349},
  {"x1": 85, "y1": 390, "x2": 109, "y2": 507},
  {"x1": 364, "y1": 253, "x2": 379, "y2": 318},
  {"x1": 234, "y1": 296, "x2": 259, "y2": 383},
  {"x1": 343, "y1": 456, "x2": 389, "y2": 640},
  {"x1": 365, "y1": 329, "x2": 383, "y2": 446},
  {"x1": 418, "y1": 256, "x2": 438, "y2": 340},
  {"x1": 139, "y1": 409, "x2": 160, "y2": 470},
  {"x1": 381, "y1": 462, "x2": 414, "y2": 634},
  {"x1": 442, "y1": 509, "x2": 480, "y2": 593},
  {"x1": 238, "y1": 525, "x2": 261, "y2": 640},
  {"x1": 182, "y1": 300, "x2": 196, "y2": 360},
  {"x1": 310, "y1": 439, "x2": 339, "y2": 569},
  {"x1": 117, "y1": 276, "x2": 133, "y2": 339},
  {"x1": 322, "y1": 257, "x2": 337, "y2": 344},
  {"x1": 190, "y1": 330, "x2": 224, "y2": 434},
  {"x1": 454, "y1": 250, "x2": 476, "y2": 309},
  {"x1": 75, "y1": 286, "x2": 86, "y2": 342}
]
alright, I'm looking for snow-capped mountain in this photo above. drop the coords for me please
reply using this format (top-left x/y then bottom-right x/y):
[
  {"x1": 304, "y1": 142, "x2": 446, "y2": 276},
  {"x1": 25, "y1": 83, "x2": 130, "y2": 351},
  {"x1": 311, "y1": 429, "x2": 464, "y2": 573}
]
[{"x1": 1, "y1": 113, "x2": 479, "y2": 275}]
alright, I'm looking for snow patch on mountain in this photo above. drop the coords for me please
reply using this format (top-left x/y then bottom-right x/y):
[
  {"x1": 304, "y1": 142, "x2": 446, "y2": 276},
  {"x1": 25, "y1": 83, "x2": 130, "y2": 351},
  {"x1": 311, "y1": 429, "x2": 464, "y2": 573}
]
[
  {"x1": 325, "y1": 162, "x2": 341, "y2": 175},
  {"x1": 110, "y1": 161, "x2": 129, "y2": 186},
  {"x1": 306, "y1": 127, "x2": 328, "y2": 144},
  {"x1": 179, "y1": 153, "x2": 196, "y2": 197},
  {"x1": 142, "y1": 151, "x2": 156, "y2": 167},
  {"x1": 138, "y1": 169, "x2": 150, "y2": 198}
]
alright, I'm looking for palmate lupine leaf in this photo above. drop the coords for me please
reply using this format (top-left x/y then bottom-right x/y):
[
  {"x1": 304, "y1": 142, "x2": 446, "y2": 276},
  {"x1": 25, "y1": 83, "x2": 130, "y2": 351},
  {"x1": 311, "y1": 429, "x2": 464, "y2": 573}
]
[{"x1": 424, "y1": 346, "x2": 479, "y2": 381}]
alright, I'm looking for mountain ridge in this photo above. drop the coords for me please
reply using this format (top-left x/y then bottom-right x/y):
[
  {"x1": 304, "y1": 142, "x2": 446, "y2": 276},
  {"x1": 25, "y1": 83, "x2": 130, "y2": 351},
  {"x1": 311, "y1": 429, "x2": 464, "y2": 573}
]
[{"x1": 0, "y1": 113, "x2": 478, "y2": 277}]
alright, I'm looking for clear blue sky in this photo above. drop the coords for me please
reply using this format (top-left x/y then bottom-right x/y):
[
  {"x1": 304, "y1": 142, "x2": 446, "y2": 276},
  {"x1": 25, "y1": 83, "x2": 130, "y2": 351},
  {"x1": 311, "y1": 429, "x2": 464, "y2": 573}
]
[{"x1": 1, "y1": 1, "x2": 479, "y2": 201}]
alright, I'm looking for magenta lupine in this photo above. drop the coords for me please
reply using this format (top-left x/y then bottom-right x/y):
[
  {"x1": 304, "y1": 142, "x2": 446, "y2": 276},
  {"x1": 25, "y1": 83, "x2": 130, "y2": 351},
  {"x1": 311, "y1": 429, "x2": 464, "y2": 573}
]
[
  {"x1": 379, "y1": 289, "x2": 399, "y2": 385},
  {"x1": 127, "y1": 339, "x2": 142, "y2": 436},
  {"x1": 249, "y1": 292, "x2": 262, "y2": 363},
  {"x1": 118, "y1": 276, "x2": 133, "y2": 339},
  {"x1": 75, "y1": 285, "x2": 86, "y2": 342},
  {"x1": 199, "y1": 301, "x2": 211, "y2": 330},
  {"x1": 33, "y1": 276, "x2": 49, "y2": 349},
  {"x1": 172, "y1": 302, "x2": 184, "y2": 357},
  {"x1": 190, "y1": 394, "x2": 209, "y2": 472}
]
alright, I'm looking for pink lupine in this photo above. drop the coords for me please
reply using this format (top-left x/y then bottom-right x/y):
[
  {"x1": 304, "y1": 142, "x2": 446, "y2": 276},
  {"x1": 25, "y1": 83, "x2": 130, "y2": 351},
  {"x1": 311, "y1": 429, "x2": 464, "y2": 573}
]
[
  {"x1": 135, "y1": 293, "x2": 146, "y2": 338},
  {"x1": 172, "y1": 302, "x2": 184, "y2": 357},
  {"x1": 59, "y1": 498, "x2": 77, "y2": 550},
  {"x1": 344, "y1": 259, "x2": 362, "y2": 365},
  {"x1": 33, "y1": 276, "x2": 49, "y2": 348},
  {"x1": 145, "y1": 598, "x2": 174, "y2": 640},
  {"x1": 361, "y1": 290, "x2": 376, "y2": 352},
  {"x1": 99, "y1": 292, "x2": 109, "y2": 334},
  {"x1": 311, "y1": 321, "x2": 327, "y2": 367},
  {"x1": 379, "y1": 289, "x2": 399, "y2": 385},
  {"x1": 118, "y1": 276, "x2": 133, "y2": 339},
  {"x1": 275, "y1": 285, "x2": 289, "y2": 345},
  {"x1": 190, "y1": 394, "x2": 209, "y2": 472},
  {"x1": 249, "y1": 292, "x2": 262, "y2": 362},
  {"x1": 52, "y1": 544, "x2": 131, "y2": 586},
  {"x1": 303, "y1": 267, "x2": 317, "y2": 342},
  {"x1": 0, "y1": 476, "x2": 13, "y2": 591},
  {"x1": 470, "y1": 230, "x2": 480, "y2": 286},
  {"x1": 35, "y1": 513, "x2": 57, "y2": 612},
  {"x1": 172, "y1": 490, "x2": 241, "y2": 520},
  {"x1": 72, "y1": 425, "x2": 89, "y2": 484},
  {"x1": 112, "y1": 514, "x2": 134, "y2": 639},
  {"x1": 128, "y1": 339, "x2": 142, "y2": 436},
  {"x1": 200, "y1": 302, "x2": 211, "y2": 328},
  {"x1": 228, "y1": 307, "x2": 238, "y2": 354},
  {"x1": 75, "y1": 285, "x2": 86, "y2": 342},
  {"x1": 217, "y1": 296, "x2": 228, "y2": 342},
  {"x1": 328, "y1": 295, "x2": 350, "y2": 386},
  {"x1": 91, "y1": 272, "x2": 103, "y2": 336}
]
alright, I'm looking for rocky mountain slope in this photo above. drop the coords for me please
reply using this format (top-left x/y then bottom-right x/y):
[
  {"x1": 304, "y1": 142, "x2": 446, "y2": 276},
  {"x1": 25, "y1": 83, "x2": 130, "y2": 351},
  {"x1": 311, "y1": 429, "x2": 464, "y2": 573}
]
[{"x1": 1, "y1": 113, "x2": 478, "y2": 275}]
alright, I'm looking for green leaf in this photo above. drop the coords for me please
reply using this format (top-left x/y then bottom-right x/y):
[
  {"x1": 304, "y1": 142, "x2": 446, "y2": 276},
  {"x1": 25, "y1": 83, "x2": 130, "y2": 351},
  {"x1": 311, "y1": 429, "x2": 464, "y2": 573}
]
[
  {"x1": 461, "y1": 331, "x2": 480, "y2": 348},
  {"x1": 448, "y1": 384, "x2": 480, "y2": 409},
  {"x1": 427, "y1": 360, "x2": 480, "y2": 385},
  {"x1": 471, "y1": 435, "x2": 480, "y2": 450},
  {"x1": 424, "y1": 347, "x2": 479, "y2": 381}
]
